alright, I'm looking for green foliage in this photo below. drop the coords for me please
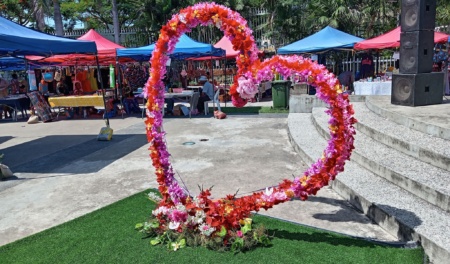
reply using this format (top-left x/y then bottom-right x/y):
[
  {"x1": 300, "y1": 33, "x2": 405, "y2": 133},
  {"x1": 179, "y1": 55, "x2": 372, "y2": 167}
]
[{"x1": 0, "y1": 0, "x2": 34, "y2": 25}]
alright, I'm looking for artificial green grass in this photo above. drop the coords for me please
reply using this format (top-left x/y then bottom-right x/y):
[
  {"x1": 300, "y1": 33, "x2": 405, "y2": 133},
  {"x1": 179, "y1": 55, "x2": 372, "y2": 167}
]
[
  {"x1": 209, "y1": 106, "x2": 289, "y2": 114},
  {"x1": 0, "y1": 190, "x2": 424, "y2": 264}
]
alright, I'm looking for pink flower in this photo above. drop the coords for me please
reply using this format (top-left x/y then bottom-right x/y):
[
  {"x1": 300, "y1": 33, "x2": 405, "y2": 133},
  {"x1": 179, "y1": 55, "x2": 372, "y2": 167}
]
[{"x1": 236, "y1": 230, "x2": 243, "y2": 238}]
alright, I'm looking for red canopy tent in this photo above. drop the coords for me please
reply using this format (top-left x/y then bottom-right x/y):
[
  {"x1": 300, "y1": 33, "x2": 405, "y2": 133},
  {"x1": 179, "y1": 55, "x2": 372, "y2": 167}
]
[
  {"x1": 28, "y1": 29, "x2": 125, "y2": 65},
  {"x1": 188, "y1": 36, "x2": 240, "y2": 60},
  {"x1": 354, "y1": 26, "x2": 449, "y2": 50}
]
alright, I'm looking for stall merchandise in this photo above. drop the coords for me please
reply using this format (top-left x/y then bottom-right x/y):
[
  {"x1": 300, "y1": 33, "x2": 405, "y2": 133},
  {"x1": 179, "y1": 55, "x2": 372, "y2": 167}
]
[{"x1": 28, "y1": 91, "x2": 52, "y2": 122}]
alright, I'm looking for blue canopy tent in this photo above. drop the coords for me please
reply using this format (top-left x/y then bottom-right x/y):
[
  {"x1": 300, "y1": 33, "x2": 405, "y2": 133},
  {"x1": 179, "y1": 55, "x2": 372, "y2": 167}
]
[
  {"x1": 0, "y1": 16, "x2": 97, "y2": 57},
  {"x1": 117, "y1": 34, "x2": 225, "y2": 61},
  {"x1": 277, "y1": 26, "x2": 364, "y2": 54}
]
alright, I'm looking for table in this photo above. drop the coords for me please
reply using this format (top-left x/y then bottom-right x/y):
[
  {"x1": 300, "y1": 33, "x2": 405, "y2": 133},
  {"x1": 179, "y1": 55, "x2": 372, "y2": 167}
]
[
  {"x1": 136, "y1": 91, "x2": 195, "y2": 118},
  {"x1": 354, "y1": 81, "x2": 392, "y2": 95},
  {"x1": 164, "y1": 90, "x2": 194, "y2": 99},
  {"x1": 0, "y1": 95, "x2": 30, "y2": 121},
  {"x1": 186, "y1": 86, "x2": 202, "y2": 92},
  {"x1": 48, "y1": 95, "x2": 106, "y2": 107},
  {"x1": 48, "y1": 95, "x2": 111, "y2": 120}
]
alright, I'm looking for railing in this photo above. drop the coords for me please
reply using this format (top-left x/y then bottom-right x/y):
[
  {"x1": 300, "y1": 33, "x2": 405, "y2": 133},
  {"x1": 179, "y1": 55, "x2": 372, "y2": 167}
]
[
  {"x1": 327, "y1": 56, "x2": 397, "y2": 74},
  {"x1": 46, "y1": 27, "x2": 157, "y2": 47}
]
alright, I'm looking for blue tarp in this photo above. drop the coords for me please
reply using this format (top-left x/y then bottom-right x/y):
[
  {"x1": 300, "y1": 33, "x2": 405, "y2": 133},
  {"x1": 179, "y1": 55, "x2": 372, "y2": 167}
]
[
  {"x1": 0, "y1": 16, "x2": 97, "y2": 57},
  {"x1": 0, "y1": 57, "x2": 26, "y2": 70},
  {"x1": 117, "y1": 34, "x2": 225, "y2": 61},
  {"x1": 277, "y1": 26, "x2": 364, "y2": 54}
]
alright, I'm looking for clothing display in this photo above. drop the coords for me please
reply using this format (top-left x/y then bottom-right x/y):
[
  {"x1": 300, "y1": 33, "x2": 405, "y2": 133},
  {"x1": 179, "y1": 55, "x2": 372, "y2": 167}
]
[{"x1": 123, "y1": 64, "x2": 148, "y2": 90}]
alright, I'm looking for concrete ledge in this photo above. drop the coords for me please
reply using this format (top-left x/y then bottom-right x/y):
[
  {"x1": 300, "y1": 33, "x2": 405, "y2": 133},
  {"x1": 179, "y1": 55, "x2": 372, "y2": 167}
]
[
  {"x1": 365, "y1": 96, "x2": 450, "y2": 141},
  {"x1": 312, "y1": 108, "x2": 450, "y2": 213},
  {"x1": 289, "y1": 94, "x2": 366, "y2": 113},
  {"x1": 355, "y1": 121, "x2": 450, "y2": 172}
]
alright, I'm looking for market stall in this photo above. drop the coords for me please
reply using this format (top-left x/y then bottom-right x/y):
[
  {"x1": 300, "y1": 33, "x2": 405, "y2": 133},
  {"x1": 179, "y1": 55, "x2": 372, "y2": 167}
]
[
  {"x1": 354, "y1": 27, "x2": 449, "y2": 50},
  {"x1": 277, "y1": 26, "x2": 364, "y2": 54},
  {"x1": 0, "y1": 15, "x2": 98, "y2": 122}
]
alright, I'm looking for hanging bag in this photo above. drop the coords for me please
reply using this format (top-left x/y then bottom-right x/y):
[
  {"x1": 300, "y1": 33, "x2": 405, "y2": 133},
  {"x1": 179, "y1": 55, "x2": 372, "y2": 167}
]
[{"x1": 43, "y1": 71, "x2": 54, "y2": 82}]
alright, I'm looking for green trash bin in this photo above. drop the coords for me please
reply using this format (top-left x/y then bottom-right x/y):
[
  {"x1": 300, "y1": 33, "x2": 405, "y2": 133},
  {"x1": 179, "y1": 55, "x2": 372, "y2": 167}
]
[{"x1": 271, "y1": 80, "x2": 290, "y2": 109}]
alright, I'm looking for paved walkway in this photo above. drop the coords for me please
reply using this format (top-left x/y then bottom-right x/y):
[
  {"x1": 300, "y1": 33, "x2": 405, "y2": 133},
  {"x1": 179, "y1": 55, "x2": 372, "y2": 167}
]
[{"x1": 0, "y1": 109, "x2": 395, "y2": 246}]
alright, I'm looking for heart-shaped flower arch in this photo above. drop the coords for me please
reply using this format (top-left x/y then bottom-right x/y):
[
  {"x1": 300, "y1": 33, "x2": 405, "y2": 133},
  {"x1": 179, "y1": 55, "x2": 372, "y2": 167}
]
[{"x1": 144, "y1": 2, "x2": 356, "y2": 240}]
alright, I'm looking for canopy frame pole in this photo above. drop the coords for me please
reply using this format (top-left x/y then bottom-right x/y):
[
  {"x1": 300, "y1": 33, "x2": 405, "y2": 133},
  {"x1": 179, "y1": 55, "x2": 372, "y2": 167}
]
[
  {"x1": 211, "y1": 45, "x2": 215, "y2": 115},
  {"x1": 96, "y1": 55, "x2": 110, "y2": 127}
]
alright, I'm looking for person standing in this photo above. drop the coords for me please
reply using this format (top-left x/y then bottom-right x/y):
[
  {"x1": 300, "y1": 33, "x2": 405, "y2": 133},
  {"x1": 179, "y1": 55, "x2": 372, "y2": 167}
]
[
  {"x1": 360, "y1": 52, "x2": 374, "y2": 79},
  {"x1": 10, "y1": 73, "x2": 20, "y2": 94},
  {"x1": 0, "y1": 76, "x2": 12, "y2": 119},
  {"x1": 197, "y1": 75, "x2": 214, "y2": 114}
]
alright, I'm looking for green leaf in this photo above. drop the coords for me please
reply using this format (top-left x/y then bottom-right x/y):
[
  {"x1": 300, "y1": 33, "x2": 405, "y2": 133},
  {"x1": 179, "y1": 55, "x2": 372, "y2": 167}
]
[
  {"x1": 179, "y1": 238, "x2": 186, "y2": 249},
  {"x1": 134, "y1": 223, "x2": 143, "y2": 230},
  {"x1": 150, "y1": 221, "x2": 159, "y2": 228},
  {"x1": 150, "y1": 238, "x2": 160, "y2": 246},
  {"x1": 241, "y1": 224, "x2": 251, "y2": 235},
  {"x1": 218, "y1": 226, "x2": 227, "y2": 237}
]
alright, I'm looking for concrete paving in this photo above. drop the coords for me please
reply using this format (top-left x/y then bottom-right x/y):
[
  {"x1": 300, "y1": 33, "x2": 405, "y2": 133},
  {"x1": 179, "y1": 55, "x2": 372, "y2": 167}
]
[{"x1": 0, "y1": 111, "x2": 396, "y2": 247}]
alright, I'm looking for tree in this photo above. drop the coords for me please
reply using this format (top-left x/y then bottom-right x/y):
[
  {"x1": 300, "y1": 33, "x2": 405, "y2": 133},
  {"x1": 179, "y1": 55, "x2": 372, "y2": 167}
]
[
  {"x1": 31, "y1": 0, "x2": 46, "y2": 31},
  {"x1": 52, "y1": 0, "x2": 64, "y2": 36},
  {"x1": 112, "y1": 0, "x2": 120, "y2": 43},
  {"x1": 0, "y1": 0, "x2": 33, "y2": 25}
]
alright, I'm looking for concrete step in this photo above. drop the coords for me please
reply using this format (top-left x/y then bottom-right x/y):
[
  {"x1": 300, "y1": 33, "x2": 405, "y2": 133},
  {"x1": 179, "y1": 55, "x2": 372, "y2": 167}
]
[
  {"x1": 312, "y1": 107, "x2": 450, "y2": 213},
  {"x1": 352, "y1": 102, "x2": 450, "y2": 172},
  {"x1": 365, "y1": 96, "x2": 450, "y2": 141},
  {"x1": 288, "y1": 113, "x2": 450, "y2": 264}
]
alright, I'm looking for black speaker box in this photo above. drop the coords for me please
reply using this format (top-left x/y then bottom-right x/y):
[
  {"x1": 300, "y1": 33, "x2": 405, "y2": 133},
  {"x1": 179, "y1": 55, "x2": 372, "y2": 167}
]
[
  {"x1": 401, "y1": 0, "x2": 436, "y2": 32},
  {"x1": 399, "y1": 30, "x2": 434, "y2": 74},
  {"x1": 391, "y1": 72, "x2": 443, "y2": 106}
]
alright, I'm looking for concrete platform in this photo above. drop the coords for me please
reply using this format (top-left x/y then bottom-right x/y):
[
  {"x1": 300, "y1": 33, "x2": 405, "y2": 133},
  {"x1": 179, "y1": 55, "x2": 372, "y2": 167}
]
[{"x1": 0, "y1": 112, "x2": 395, "y2": 248}]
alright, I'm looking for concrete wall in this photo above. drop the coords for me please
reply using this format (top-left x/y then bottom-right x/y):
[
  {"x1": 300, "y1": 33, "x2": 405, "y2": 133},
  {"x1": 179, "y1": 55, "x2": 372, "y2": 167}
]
[{"x1": 289, "y1": 95, "x2": 366, "y2": 113}]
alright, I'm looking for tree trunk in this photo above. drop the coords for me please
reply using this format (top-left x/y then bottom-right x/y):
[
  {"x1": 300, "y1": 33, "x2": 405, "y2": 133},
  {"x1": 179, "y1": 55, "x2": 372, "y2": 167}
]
[
  {"x1": 111, "y1": 0, "x2": 120, "y2": 44},
  {"x1": 53, "y1": 0, "x2": 64, "y2": 36},
  {"x1": 32, "y1": 0, "x2": 46, "y2": 31}
]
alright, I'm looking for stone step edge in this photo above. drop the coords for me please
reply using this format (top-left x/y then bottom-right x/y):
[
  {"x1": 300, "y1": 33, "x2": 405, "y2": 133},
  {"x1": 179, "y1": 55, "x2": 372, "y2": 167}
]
[
  {"x1": 365, "y1": 96, "x2": 450, "y2": 141},
  {"x1": 311, "y1": 108, "x2": 450, "y2": 213},
  {"x1": 355, "y1": 120, "x2": 450, "y2": 172},
  {"x1": 287, "y1": 114, "x2": 450, "y2": 264}
]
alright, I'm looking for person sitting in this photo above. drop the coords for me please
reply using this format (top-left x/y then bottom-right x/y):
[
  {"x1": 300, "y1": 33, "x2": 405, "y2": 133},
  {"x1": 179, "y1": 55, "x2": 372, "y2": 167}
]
[
  {"x1": 56, "y1": 79, "x2": 69, "y2": 95},
  {"x1": 197, "y1": 75, "x2": 214, "y2": 114},
  {"x1": 164, "y1": 78, "x2": 175, "y2": 115},
  {"x1": 338, "y1": 71, "x2": 355, "y2": 94},
  {"x1": 122, "y1": 91, "x2": 141, "y2": 114}
]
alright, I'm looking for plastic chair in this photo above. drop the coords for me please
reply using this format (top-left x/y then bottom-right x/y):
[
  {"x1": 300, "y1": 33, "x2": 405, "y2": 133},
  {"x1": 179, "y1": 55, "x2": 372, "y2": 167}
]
[
  {"x1": 204, "y1": 88, "x2": 222, "y2": 115},
  {"x1": 188, "y1": 92, "x2": 200, "y2": 119}
]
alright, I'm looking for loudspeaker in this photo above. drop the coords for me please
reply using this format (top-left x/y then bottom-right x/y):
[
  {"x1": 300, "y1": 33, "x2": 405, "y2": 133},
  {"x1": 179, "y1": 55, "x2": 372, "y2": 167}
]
[
  {"x1": 401, "y1": 0, "x2": 436, "y2": 32},
  {"x1": 391, "y1": 72, "x2": 443, "y2": 106},
  {"x1": 399, "y1": 30, "x2": 434, "y2": 74}
]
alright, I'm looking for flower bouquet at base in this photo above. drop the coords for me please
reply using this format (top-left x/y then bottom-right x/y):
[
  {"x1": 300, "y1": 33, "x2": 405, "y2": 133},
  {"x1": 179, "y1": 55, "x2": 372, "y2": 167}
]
[{"x1": 135, "y1": 190, "x2": 272, "y2": 253}]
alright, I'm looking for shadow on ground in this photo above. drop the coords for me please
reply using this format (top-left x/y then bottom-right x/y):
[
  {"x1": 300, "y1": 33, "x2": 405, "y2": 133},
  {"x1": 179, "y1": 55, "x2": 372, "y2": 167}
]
[{"x1": 1, "y1": 134, "x2": 147, "y2": 174}]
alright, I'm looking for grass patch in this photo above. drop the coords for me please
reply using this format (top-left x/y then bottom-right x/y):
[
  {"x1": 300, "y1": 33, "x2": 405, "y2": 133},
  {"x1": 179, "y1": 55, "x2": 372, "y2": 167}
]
[
  {"x1": 0, "y1": 190, "x2": 424, "y2": 264},
  {"x1": 210, "y1": 106, "x2": 289, "y2": 114}
]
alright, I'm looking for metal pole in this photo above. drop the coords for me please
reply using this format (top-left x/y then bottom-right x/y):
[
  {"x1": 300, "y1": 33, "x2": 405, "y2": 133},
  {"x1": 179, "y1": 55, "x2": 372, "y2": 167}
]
[{"x1": 95, "y1": 55, "x2": 110, "y2": 127}]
